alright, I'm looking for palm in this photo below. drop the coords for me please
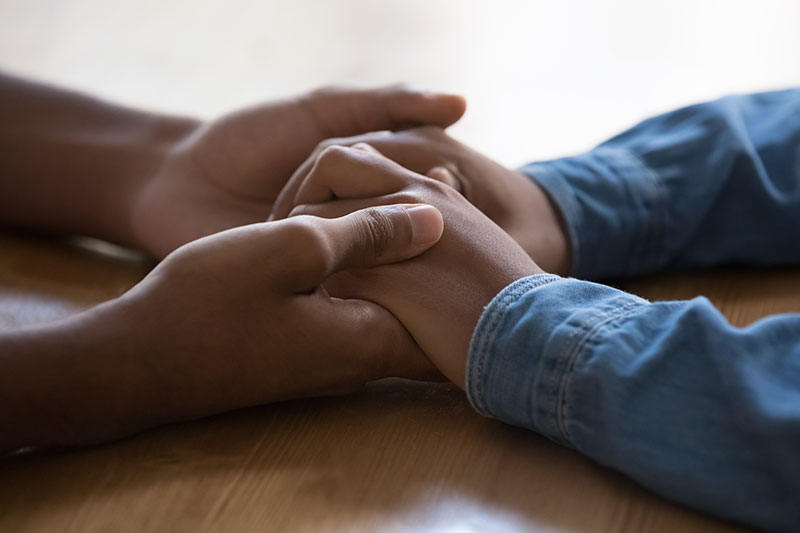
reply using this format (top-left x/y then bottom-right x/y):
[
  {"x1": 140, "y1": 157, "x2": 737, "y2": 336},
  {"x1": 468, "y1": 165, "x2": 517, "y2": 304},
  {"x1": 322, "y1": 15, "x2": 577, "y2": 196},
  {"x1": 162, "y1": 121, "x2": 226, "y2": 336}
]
[
  {"x1": 180, "y1": 100, "x2": 324, "y2": 215},
  {"x1": 131, "y1": 86, "x2": 466, "y2": 258}
]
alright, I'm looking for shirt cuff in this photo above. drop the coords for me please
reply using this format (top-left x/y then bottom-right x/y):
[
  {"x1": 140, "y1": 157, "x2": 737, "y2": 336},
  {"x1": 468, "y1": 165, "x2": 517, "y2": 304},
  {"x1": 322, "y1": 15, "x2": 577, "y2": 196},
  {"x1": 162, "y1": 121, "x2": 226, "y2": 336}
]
[
  {"x1": 466, "y1": 274, "x2": 648, "y2": 447},
  {"x1": 519, "y1": 147, "x2": 667, "y2": 280}
]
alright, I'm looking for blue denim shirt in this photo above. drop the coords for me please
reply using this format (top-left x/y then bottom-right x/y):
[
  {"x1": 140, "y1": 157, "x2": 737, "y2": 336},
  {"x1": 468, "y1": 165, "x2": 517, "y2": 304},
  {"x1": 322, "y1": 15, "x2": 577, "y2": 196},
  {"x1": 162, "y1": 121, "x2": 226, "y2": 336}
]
[{"x1": 466, "y1": 89, "x2": 800, "y2": 531}]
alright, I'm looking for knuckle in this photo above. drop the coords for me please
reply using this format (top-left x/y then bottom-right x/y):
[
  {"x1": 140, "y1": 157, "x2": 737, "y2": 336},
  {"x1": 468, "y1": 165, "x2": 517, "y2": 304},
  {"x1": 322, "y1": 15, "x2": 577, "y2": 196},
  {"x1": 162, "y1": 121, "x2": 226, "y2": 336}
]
[
  {"x1": 385, "y1": 178, "x2": 451, "y2": 207},
  {"x1": 316, "y1": 144, "x2": 351, "y2": 167},
  {"x1": 359, "y1": 207, "x2": 395, "y2": 259},
  {"x1": 417, "y1": 175, "x2": 452, "y2": 196},
  {"x1": 281, "y1": 217, "x2": 333, "y2": 274}
]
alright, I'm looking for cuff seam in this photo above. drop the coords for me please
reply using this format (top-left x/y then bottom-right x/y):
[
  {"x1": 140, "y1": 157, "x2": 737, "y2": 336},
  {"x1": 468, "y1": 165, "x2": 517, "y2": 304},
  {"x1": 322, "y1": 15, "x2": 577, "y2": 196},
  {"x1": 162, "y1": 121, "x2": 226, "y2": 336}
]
[
  {"x1": 467, "y1": 274, "x2": 562, "y2": 416},
  {"x1": 521, "y1": 148, "x2": 668, "y2": 279},
  {"x1": 553, "y1": 299, "x2": 649, "y2": 444}
]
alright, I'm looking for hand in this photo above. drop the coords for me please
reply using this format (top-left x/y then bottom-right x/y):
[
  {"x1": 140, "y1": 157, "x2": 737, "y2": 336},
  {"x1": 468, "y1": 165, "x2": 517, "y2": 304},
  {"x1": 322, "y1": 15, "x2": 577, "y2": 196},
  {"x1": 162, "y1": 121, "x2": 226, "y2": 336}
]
[
  {"x1": 271, "y1": 127, "x2": 571, "y2": 275},
  {"x1": 286, "y1": 144, "x2": 544, "y2": 388},
  {"x1": 131, "y1": 86, "x2": 466, "y2": 258},
  {"x1": 105, "y1": 202, "x2": 447, "y2": 438},
  {"x1": 0, "y1": 202, "x2": 446, "y2": 449}
]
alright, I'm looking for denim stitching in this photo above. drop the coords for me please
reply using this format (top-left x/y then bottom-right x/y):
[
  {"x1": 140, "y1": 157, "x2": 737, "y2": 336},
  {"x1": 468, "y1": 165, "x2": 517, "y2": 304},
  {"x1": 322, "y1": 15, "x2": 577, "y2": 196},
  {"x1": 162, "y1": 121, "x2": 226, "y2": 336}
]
[
  {"x1": 467, "y1": 275, "x2": 561, "y2": 416},
  {"x1": 553, "y1": 299, "x2": 647, "y2": 445}
]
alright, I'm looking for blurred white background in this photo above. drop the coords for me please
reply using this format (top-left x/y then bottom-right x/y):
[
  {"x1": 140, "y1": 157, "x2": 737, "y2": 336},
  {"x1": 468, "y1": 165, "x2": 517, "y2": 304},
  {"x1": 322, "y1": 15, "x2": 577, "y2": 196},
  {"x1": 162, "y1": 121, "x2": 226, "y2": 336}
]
[{"x1": 1, "y1": 0, "x2": 798, "y2": 166}]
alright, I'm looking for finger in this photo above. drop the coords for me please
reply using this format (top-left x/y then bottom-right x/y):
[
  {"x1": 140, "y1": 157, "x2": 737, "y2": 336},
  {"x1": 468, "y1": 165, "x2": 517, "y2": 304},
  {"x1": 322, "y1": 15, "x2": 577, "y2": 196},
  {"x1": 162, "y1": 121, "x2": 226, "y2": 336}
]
[
  {"x1": 302, "y1": 84, "x2": 467, "y2": 138},
  {"x1": 426, "y1": 165, "x2": 463, "y2": 192},
  {"x1": 281, "y1": 203, "x2": 444, "y2": 292},
  {"x1": 330, "y1": 203, "x2": 444, "y2": 268},
  {"x1": 292, "y1": 145, "x2": 410, "y2": 208},
  {"x1": 271, "y1": 125, "x2": 446, "y2": 222},
  {"x1": 270, "y1": 133, "x2": 392, "y2": 221},
  {"x1": 290, "y1": 196, "x2": 403, "y2": 220},
  {"x1": 299, "y1": 296, "x2": 444, "y2": 384}
]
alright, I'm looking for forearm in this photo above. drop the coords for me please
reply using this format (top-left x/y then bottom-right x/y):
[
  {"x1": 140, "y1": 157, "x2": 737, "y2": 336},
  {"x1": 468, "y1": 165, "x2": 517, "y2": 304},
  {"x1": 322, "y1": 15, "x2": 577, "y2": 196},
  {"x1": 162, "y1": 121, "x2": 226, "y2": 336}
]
[
  {"x1": 468, "y1": 275, "x2": 800, "y2": 530},
  {"x1": 522, "y1": 89, "x2": 800, "y2": 279},
  {"x1": 0, "y1": 300, "x2": 166, "y2": 453},
  {"x1": 0, "y1": 73, "x2": 199, "y2": 248}
]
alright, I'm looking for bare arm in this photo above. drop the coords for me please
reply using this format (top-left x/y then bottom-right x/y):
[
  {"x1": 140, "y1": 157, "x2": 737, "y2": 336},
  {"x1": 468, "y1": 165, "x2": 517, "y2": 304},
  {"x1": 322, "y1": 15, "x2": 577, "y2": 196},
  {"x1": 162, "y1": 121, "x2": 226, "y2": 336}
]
[
  {"x1": 0, "y1": 205, "x2": 444, "y2": 454},
  {"x1": 0, "y1": 303, "x2": 150, "y2": 452},
  {"x1": 0, "y1": 73, "x2": 196, "y2": 246},
  {"x1": 0, "y1": 73, "x2": 465, "y2": 257}
]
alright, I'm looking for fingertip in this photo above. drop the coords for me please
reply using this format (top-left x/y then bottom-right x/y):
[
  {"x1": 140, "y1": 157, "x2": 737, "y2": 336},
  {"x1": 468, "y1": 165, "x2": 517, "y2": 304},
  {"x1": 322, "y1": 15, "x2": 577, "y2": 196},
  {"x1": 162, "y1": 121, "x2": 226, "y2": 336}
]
[
  {"x1": 440, "y1": 92, "x2": 467, "y2": 112},
  {"x1": 426, "y1": 92, "x2": 467, "y2": 126},
  {"x1": 387, "y1": 84, "x2": 467, "y2": 128}
]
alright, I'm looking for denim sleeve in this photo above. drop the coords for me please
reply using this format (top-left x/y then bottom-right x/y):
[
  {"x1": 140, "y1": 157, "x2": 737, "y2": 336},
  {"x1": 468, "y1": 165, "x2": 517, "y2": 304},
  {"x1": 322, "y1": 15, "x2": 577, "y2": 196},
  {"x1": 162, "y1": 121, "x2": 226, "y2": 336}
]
[
  {"x1": 520, "y1": 89, "x2": 800, "y2": 279},
  {"x1": 467, "y1": 274, "x2": 800, "y2": 530}
]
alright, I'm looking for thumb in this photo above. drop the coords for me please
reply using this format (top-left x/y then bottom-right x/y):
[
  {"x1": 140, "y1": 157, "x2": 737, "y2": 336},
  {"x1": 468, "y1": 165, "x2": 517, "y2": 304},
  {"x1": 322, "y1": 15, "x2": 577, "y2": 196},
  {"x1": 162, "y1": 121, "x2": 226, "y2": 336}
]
[
  {"x1": 304, "y1": 84, "x2": 467, "y2": 137},
  {"x1": 326, "y1": 203, "x2": 444, "y2": 271},
  {"x1": 286, "y1": 203, "x2": 443, "y2": 290}
]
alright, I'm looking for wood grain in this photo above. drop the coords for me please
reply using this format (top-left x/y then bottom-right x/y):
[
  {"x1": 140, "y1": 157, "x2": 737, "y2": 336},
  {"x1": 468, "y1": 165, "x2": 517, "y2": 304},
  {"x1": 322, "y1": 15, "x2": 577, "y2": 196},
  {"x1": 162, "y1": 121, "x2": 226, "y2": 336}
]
[{"x1": 2, "y1": 230, "x2": 791, "y2": 532}]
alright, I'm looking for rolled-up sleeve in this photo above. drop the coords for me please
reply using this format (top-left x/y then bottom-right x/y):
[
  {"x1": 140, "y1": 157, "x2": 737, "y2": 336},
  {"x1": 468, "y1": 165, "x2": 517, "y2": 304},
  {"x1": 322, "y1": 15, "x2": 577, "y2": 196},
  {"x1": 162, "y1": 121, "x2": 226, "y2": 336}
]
[
  {"x1": 467, "y1": 275, "x2": 800, "y2": 531},
  {"x1": 520, "y1": 89, "x2": 800, "y2": 280}
]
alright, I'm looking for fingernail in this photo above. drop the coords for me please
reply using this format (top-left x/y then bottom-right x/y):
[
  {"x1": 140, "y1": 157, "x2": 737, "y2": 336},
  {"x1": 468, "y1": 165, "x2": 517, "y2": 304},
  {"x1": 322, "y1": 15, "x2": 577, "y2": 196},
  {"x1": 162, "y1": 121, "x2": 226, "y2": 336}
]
[{"x1": 404, "y1": 205, "x2": 444, "y2": 247}]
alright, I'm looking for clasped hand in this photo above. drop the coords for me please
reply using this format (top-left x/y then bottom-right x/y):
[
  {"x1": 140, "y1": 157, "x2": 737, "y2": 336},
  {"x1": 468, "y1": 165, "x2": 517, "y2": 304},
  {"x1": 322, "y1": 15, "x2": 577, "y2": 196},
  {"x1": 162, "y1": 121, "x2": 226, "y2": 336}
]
[
  {"x1": 93, "y1": 87, "x2": 563, "y2": 444},
  {"x1": 277, "y1": 143, "x2": 544, "y2": 386},
  {"x1": 1, "y1": 79, "x2": 566, "y2": 450}
]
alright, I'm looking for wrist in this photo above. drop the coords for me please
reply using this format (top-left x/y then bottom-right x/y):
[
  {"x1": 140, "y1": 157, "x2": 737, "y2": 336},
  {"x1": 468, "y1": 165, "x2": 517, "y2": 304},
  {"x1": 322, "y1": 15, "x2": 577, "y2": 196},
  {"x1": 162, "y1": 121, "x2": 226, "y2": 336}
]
[
  {"x1": 0, "y1": 73, "x2": 201, "y2": 250},
  {"x1": 511, "y1": 171, "x2": 572, "y2": 276},
  {"x1": 116, "y1": 114, "x2": 200, "y2": 252}
]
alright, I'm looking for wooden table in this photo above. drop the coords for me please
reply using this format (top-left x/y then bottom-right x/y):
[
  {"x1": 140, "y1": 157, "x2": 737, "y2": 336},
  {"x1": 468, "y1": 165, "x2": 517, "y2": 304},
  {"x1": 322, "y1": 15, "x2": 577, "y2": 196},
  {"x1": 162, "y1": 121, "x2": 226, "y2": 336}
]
[{"x1": 2, "y1": 230, "x2": 797, "y2": 532}]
